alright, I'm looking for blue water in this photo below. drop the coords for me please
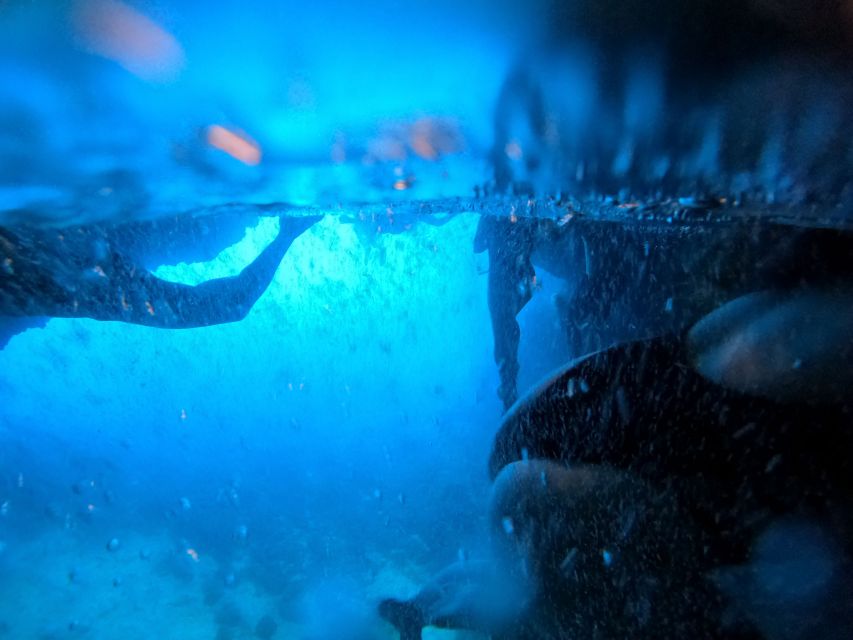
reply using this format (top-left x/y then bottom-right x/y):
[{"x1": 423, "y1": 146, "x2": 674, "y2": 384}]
[
  {"x1": 2, "y1": 1, "x2": 853, "y2": 639},
  {"x1": 0, "y1": 211, "x2": 553, "y2": 637},
  {"x1": 0, "y1": 208, "x2": 572, "y2": 639},
  {"x1": 0, "y1": 3, "x2": 566, "y2": 635}
]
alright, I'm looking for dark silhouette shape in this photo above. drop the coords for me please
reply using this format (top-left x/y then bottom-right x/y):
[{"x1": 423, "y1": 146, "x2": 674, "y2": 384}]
[
  {"x1": 477, "y1": 212, "x2": 853, "y2": 411},
  {"x1": 0, "y1": 211, "x2": 320, "y2": 347},
  {"x1": 689, "y1": 288, "x2": 853, "y2": 405},
  {"x1": 489, "y1": 334, "x2": 853, "y2": 566},
  {"x1": 475, "y1": 0, "x2": 853, "y2": 408},
  {"x1": 492, "y1": 0, "x2": 853, "y2": 203},
  {"x1": 383, "y1": 320, "x2": 852, "y2": 638},
  {"x1": 378, "y1": 598, "x2": 423, "y2": 640},
  {"x1": 485, "y1": 329, "x2": 853, "y2": 638},
  {"x1": 473, "y1": 215, "x2": 538, "y2": 409},
  {"x1": 379, "y1": 558, "x2": 532, "y2": 640},
  {"x1": 380, "y1": 460, "x2": 736, "y2": 640}
]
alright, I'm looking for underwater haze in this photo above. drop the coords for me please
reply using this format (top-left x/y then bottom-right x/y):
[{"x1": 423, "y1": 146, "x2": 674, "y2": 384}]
[
  {"x1": 0, "y1": 2, "x2": 561, "y2": 637},
  {"x1": 1, "y1": 1, "x2": 853, "y2": 639},
  {"x1": 1, "y1": 212, "x2": 516, "y2": 638}
]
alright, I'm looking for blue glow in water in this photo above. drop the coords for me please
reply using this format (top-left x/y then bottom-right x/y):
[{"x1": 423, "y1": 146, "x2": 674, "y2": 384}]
[
  {"x1": 0, "y1": 0, "x2": 544, "y2": 222},
  {"x1": 1, "y1": 1, "x2": 852, "y2": 638}
]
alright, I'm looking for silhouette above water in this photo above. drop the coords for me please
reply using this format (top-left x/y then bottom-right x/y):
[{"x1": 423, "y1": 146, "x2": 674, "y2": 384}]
[
  {"x1": 0, "y1": 211, "x2": 320, "y2": 347},
  {"x1": 493, "y1": 0, "x2": 853, "y2": 203}
]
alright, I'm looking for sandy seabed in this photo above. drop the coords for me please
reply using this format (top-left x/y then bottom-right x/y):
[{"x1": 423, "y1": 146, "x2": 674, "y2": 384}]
[{"x1": 0, "y1": 526, "x2": 479, "y2": 640}]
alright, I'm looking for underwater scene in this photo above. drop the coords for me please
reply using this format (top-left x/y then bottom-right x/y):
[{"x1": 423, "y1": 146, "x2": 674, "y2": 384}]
[{"x1": 1, "y1": 1, "x2": 852, "y2": 639}]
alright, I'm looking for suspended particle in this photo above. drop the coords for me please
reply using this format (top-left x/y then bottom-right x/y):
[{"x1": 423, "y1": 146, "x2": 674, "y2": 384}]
[
  {"x1": 766, "y1": 454, "x2": 782, "y2": 473},
  {"x1": 560, "y1": 547, "x2": 578, "y2": 574}
]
